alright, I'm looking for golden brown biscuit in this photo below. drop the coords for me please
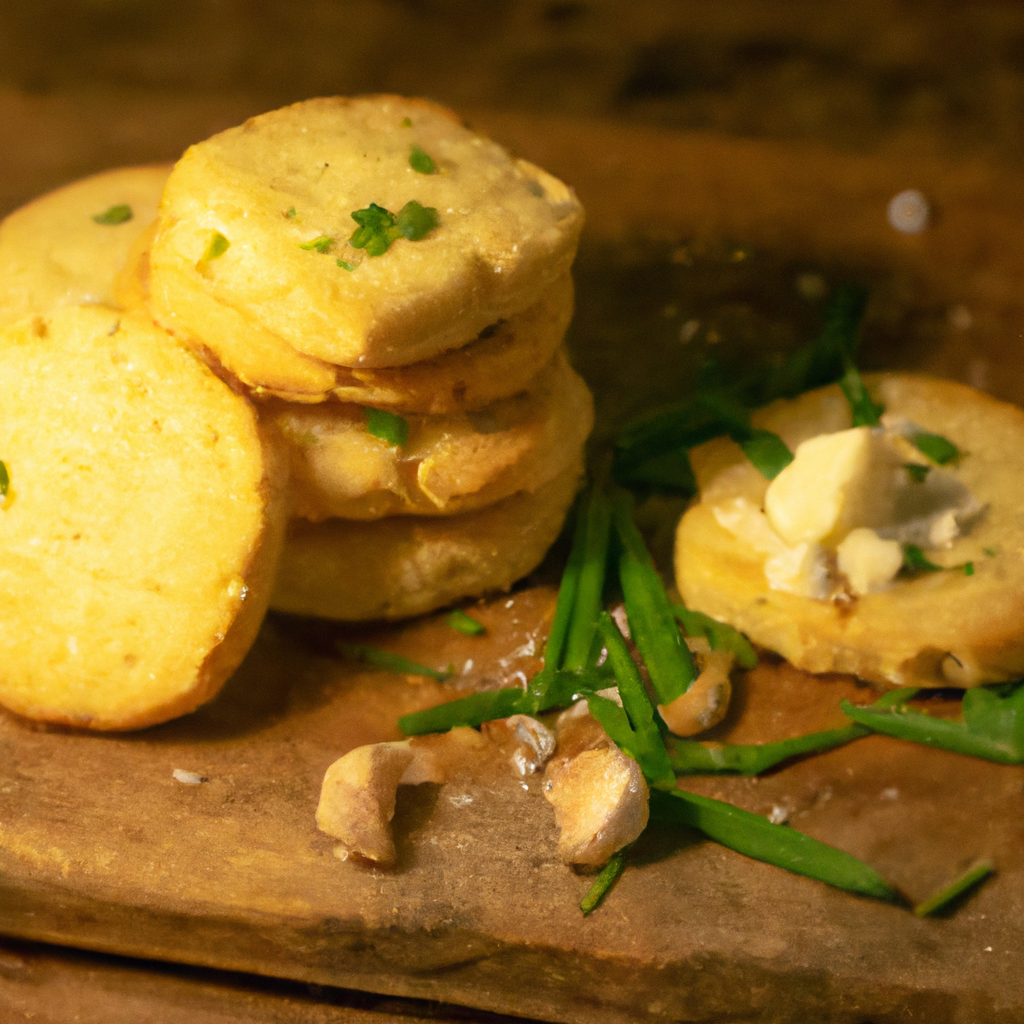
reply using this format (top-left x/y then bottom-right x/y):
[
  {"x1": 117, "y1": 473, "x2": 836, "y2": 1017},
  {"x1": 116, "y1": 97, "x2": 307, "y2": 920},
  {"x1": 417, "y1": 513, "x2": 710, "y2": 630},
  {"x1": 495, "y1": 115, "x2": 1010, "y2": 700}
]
[
  {"x1": 0, "y1": 306, "x2": 287, "y2": 729},
  {"x1": 271, "y1": 349, "x2": 593, "y2": 521},
  {"x1": 148, "y1": 95, "x2": 584, "y2": 391},
  {"x1": 271, "y1": 463, "x2": 582, "y2": 622},
  {"x1": 0, "y1": 165, "x2": 169, "y2": 326},
  {"x1": 675, "y1": 374, "x2": 1024, "y2": 688}
]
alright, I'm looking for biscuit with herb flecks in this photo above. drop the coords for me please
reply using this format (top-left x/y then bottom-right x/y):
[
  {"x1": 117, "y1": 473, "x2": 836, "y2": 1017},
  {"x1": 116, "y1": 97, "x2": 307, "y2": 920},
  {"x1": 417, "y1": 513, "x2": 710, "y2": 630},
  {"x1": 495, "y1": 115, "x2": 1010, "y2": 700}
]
[{"x1": 147, "y1": 95, "x2": 584, "y2": 393}]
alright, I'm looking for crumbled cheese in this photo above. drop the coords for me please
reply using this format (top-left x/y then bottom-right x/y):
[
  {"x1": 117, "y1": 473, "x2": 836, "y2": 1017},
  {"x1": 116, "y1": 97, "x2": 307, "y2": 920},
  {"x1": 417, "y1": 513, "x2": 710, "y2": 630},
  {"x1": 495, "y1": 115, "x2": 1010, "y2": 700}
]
[{"x1": 836, "y1": 528, "x2": 904, "y2": 596}]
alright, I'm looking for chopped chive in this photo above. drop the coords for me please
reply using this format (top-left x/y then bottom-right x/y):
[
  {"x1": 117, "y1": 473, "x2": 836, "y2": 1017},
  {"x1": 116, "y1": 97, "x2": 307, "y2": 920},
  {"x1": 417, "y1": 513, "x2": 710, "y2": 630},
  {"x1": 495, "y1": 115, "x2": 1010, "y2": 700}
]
[
  {"x1": 396, "y1": 200, "x2": 439, "y2": 241},
  {"x1": 561, "y1": 487, "x2": 612, "y2": 672},
  {"x1": 447, "y1": 609, "x2": 485, "y2": 636},
  {"x1": 285, "y1": 207, "x2": 297, "y2": 218},
  {"x1": 671, "y1": 603, "x2": 757, "y2": 670},
  {"x1": 364, "y1": 407, "x2": 409, "y2": 447},
  {"x1": 738, "y1": 429, "x2": 793, "y2": 480},
  {"x1": 300, "y1": 235, "x2": 334, "y2": 253},
  {"x1": 963, "y1": 561, "x2": 975, "y2": 576},
  {"x1": 409, "y1": 144, "x2": 437, "y2": 174},
  {"x1": 336, "y1": 258, "x2": 356, "y2": 271},
  {"x1": 581, "y1": 847, "x2": 629, "y2": 915},
  {"x1": 904, "y1": 463, "x2": 930, "y2": 483},
  {"x1": 839, "y1": 357, "x2": 884, "y2": 427},
  {"x1": 351, "y1": 203, "x2": 400, "y2": 256},
  {"x1": 650, "y1": 789, "x2": 900, "y2": 902},
  {"x1": 92, "y1": 203, "x2": 133, "y2": 225},
  {"x1": 984, "y1": 546, "x2": 997, "y2": 557},
  {"x1": 902, "y1": 544, "x2": 943, "y2": 573},
  {"x1": 338, "y1": 642, "x2": 449, "y2": 681},
  {"x1": 911, "y1": 430, "x2": 960, "y2": 465},
  {"x1": 612, "y1": 490, "x2": 696, "y2": 705},
  {"x1": 202, "y1": 231, "x2": 230, "y2": 262},
  {"x1": 0, "y1": 460, "x2": 8, "y2": 498},
  {"x1": 401, "y1": 116, "x2": 412, "y2": 127},
  {"x1": 914, "y1": 860, "x2": 994, "y2": 917},
  {"x1": 595, "y1": 612, "x2": 676, "y2": 788}
]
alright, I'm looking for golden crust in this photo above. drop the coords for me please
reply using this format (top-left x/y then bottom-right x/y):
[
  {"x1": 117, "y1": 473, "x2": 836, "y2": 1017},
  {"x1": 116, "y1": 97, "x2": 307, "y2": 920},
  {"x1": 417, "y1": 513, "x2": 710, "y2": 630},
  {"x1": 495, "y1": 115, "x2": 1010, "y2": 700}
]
[
  {"x1": 271, "y1": 348, "x2": 593, "y2": 521},
  {"x1": 0, "y1": 306, "x2": 288, "y2": 729},
  {"x1": 0, "y1": 165, "x2": 170, "y2": 326},
  {"x1": 675, "y1": 374, "x2": 1024, "y2": 688},
  {"x1": 148, "y1": 95, "x2": 584, "y2": 385},
  {"x1": 271, "y1": 463, "x2": 582, "y2": 622}
]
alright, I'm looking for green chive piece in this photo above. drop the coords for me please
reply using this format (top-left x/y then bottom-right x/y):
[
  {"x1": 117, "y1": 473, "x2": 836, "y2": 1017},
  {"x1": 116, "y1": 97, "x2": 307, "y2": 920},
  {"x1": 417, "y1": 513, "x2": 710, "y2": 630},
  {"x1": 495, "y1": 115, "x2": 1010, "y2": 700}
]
[
  {"x1": 914, "y1": 860, "x2": 994, "y2": 917},
  {"x1": 364, "y1": 407, "x2": 409, "y2": 447},
  {"x1": 650, "y1": 788, "x2": 900, "y2": 901},
  {"x1": 401, "y1": 116, "x2": 412, "y2": 127},
  {"x1": 841, "y1": 682, "x2": 1024, "y2": 764},
  {"x1": 984, "y1": 546, "x2": 997, "y2": 557},
  {"x1": 911, "y1": 430, "x2": 960, "y2": 465},
  {"x1": 202, "y1": 231, "x2": 230, "y2": 262},
  {"x1": 738, "y1": 429, "x2": 794, "y2": 480},
  {"x1": 285, "y1": 207, "x2": 297, "y2": 218},
  {"x1": 447, "y1": 609, "x2": 485, "y2": 636},
  {"x1": 902, "y1": 544, "x2": 943, "y2": 573},
  {"x1": 0, "y1": 460, "x2": 8, "y2": 498},
  {"x1": 612, "y1": 490, "x2": 696, "y2": 704},
  {"x1": 964, "y1": 561, "x2": 975, "y2": 576},
  {"x1": 581, "y1": 848, "x2": 629, "y2": 915},
  {"x1": 409, "y1": 144, "x2": 437, "y2": 174},
  {"x1": 562, "y1": 487, "x2": 612, "y2": 672},
  {"x1": 595, "y1": 612, "x2": 676, "y2": 788},
  {"x1": 904, "y1": 463, "x2": 930, "y2": 483},
  {"x1": 300, "y1": 234, "x2": 334, "y2": 253},
  {"x1": 396, "y1": 200, "x2": 439, "y2": 241},
  {"x1": 336, "y1": 259, "x2": 356, "y2": 271},
  {"x1": 839, "y1": 357, "x2": 884, "y2": 427},
  {"x1": 671, "y1": 603, "x2": 757, "y2": 670},
  {"x1": 92, "y1": 203, "x2": 133, "y2": 225},
  {"x1": 338, "y1": 643, "x2": 449, "y2": 681},
  {"x1": 350, "y1": 203, "x2": 401, "y2": 256}
]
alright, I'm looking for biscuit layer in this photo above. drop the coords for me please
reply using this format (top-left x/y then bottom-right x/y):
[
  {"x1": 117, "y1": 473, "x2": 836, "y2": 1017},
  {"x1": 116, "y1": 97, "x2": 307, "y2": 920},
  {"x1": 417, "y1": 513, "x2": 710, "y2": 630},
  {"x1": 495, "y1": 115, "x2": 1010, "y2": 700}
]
[
  {"x1": 0, "y1": 306, "x2": 287, "y2": 729},
  {"x1": 272, "y1": 348, "x2": 593, "y2": 521},
  {"x1": 675, "y1": 374, "x2": 1024, "y2": 688},
  {"x1": 148, "y1": 95, "x2": 584, "y2": 386},
  {"x1": 272, "y1": 463, "x2": 582, "y2": 622}
]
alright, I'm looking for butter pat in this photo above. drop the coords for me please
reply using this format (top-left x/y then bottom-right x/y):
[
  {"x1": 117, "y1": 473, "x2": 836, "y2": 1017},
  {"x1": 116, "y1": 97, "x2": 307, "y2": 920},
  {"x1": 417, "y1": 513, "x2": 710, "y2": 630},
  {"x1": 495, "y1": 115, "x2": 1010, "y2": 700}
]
[
  {"x1": 765, "y1": 427, "x2": 903, "y2": 547},
  {"x1": 836, "y1": 527, "x2": 903, "y2": 595}
]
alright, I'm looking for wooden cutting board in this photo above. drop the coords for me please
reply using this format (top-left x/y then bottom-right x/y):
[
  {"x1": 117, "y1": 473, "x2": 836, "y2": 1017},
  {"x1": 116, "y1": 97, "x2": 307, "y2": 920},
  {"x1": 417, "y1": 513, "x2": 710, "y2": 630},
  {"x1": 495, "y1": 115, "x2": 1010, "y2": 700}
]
[{"x1": 3, "y1": 101, "x2": 1024, "y2": 1023}]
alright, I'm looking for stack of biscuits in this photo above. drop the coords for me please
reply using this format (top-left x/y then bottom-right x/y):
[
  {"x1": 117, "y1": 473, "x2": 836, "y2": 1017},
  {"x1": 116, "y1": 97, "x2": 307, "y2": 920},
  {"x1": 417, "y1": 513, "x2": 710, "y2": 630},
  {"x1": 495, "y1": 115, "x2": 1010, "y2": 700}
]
[{"x1": 0, "y1": 95, "x2": 591, "y2": 729}]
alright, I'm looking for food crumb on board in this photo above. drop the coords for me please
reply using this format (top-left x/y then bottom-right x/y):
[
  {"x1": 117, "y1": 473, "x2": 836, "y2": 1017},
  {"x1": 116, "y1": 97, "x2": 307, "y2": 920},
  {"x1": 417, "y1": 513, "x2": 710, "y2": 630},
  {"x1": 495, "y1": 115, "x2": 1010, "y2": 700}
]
[
  {"x1": 887, "y1": 189, "x2": 930, "y2": 233},
  {"x1": 172, "y1": 769, "x2": 205, "y2": 785}
]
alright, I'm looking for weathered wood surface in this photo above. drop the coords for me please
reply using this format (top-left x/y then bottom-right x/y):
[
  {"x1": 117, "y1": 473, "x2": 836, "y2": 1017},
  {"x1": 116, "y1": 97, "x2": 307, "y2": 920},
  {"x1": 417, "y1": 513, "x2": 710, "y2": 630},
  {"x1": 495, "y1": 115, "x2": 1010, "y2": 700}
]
[{"x1": 2, "y1": 102, "x2": 1024, "y2": 1022}]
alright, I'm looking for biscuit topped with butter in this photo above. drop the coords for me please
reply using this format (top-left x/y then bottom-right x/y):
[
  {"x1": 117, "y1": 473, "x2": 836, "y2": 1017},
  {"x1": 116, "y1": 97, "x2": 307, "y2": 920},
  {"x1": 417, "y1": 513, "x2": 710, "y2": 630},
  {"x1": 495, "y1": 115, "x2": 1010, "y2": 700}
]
[{"x1": 148, "y1": 95, "x2": 584, "y2": 394}]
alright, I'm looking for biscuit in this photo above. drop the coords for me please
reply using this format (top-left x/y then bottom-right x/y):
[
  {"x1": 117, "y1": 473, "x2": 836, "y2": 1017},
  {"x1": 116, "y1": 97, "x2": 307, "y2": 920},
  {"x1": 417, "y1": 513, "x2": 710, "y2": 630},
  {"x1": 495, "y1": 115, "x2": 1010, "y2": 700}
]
[
  {"x1": 0, "y1": 165, "x2": 169, "y2": 326},
  {"x1": 272, "y1": 348, "x2": 593, "y2": 521},
  {"x1": 148, "y1": 96, "x2": 584, "y2": 390},
  {"x1": 271, "y1": 462, "x2": 582, "y2": 622},
  {"x1": 0, "y1": 306, "x2": 288, "y2": 729},
  {"x1": 675, "y1": 374, "x2": 1024, "y2": 688}
]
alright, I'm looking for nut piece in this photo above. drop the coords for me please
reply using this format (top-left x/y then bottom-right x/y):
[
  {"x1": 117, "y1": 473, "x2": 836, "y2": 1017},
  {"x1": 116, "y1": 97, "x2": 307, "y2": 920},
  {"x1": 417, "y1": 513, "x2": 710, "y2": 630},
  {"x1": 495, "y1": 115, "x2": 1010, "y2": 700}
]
[
  {"x1": 658, "y1": 637, "x2": 734, "y2": 738},
  {"x1": 544, "y1": 746, "x2": 649, "y2": 866},
  {"x1": 482, "y1": 714, "x2": 556, "y2": 776},
  {"x1": 316, "y1": 741, "x2": 416, "y2": 866}
]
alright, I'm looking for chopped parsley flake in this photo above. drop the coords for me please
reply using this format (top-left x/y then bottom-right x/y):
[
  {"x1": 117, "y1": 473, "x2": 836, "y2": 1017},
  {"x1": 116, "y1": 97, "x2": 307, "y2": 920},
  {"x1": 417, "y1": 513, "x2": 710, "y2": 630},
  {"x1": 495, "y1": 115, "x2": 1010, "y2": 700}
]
[
  {"x1": 202, "y1": 231, "x2": 230, "y2": 262},
  {"x1": 963, "y1": 561, "x2": 975, "y2": 576},
  {"x1": 336, "y1": 258, "x2": 356, "y2": 271},
  {"x1": 401, "y1": 117, "x2": 412, "y2": 127},
  {"x1": 364, "y1": 407, "x2": 409, "y2": 447},
  {"x1": 285, "y1": 207, "x2": 297, "y2": 218},
  {"x1": 904, "y1": 463, "x2": 930, "y2": 483},
  {"x1": 92, "y1": 204, "x2": 133, "y2": 225},
  {"x1": 299, "y1": 235, "x2": 334, "y2": 253},
  {"x1": 350, "y1": 200, "x2": 439, "y2": 256},
  {"x1": 902, "y1": 544, "x2": 944, "y2": 573},
  {"x1": 409, "y1": 144, "x2": 437, "y2": 174},
  {"x1": 0, "y1": 460, "x2": 8, "y2": 498}
]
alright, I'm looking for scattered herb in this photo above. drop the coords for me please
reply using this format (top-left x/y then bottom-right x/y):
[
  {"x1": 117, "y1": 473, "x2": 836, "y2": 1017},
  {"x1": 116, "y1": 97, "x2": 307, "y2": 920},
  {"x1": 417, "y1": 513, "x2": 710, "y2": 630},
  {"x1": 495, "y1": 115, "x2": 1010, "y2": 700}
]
[
  {"x1": 911, "y1": 430, "x2": 960, "y2": 465},
  {"x1": 840, "y1": 357, "x2": 884, "y2": 427},
  {"x1": 92, "y1": 203, "x2": 133, "y2": 225},
  {"x1": 299, "y1": 235, "x2": 334, "y2": 253},
  {"x1": 561, "y1": 487, "x2": 612, "y2": 672},
  {"x1": 841, "y1": 682, "x2": 1024, "y2": 764},
  {"x1": 409, "y1": 144, "x2": 437, "y2": 174},
  {"x1": 401, "y1": 116, "x2": 412, "y2": 127},
  {"x1": 581, "y1": 848, "x2": 628, "y2": 915},
  {"x1": 902, "y1": 543, "x2": 944, "y2": 573},
  {"x1": 964, "y1": 561, "x2": 975, "y2": 576},
  {"x1": 364, "y1": 407, "x2": 409, "y2": 447},
  {"x1": 336, "y1": 259, "x2": 357, "y2": 271},
  {"x1": 914, "y1": 860, "x2": 994, "y2": 917},
  {"x1": 285, "y1": 207, "x2": 297, "y2": 218},
  {"x1": 984, "y1": 546, "x2": 998, "y2": 557},
  {"x1": 447, "y1": 609, "x2": 485, "y2": 636},
  {"x1": 738, "y1": 428, "x2": 794, "y2": 479},
  {"x1": 650, "y1": 789, "x2": 900, "y2": 902},
  {"x1": 612, "y1": 490, "x2": 696, "y2": 705},
  {"x1": 904, "y1": 463, "x2": 930, "y2": 483},
  {"x1": 396, "y1": 199, "x2": 439, "y2": 241},
  {"x1": 671, "y1": 603, "x2": 757, "y2": 670},
  {"x1": 0, "y1": 460, "x2": 8, "y2": 498},
  {"x1": 202, "y1": 231, "x2": 230, "y2": 262},
  {"x1": 350, "y1": 200, "x2": 439, "y2": 257},
  {"x1": 338, "y1": 643, "x2": 449, "y2": 681}
]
